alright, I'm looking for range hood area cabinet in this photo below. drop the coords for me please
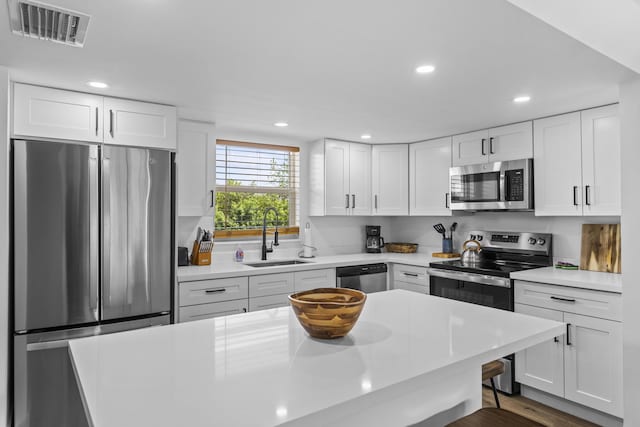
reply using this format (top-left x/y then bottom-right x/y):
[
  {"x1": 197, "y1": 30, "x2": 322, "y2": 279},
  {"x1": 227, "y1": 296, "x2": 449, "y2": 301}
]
[
  {"x1": 371, "y1": 144, "x2": 408, "y2": 216},
  {"x1": 309, "y1": 139, "x2": 372, "y2": 216},
  {"x1": 12, "y1": 83, "x2": 177, "y2": 150},
  {"x1": 409, "y1": 137, "x2": 452, "y2": 216},
  {"x1": 533, "y1": 104, "x2": 620, "y2": 216},
  {"x1": 176, "y1": 120, "x2": 216, "y2": 217},
  {"x1": 451, "y1": 121, "x2": 533, "y2": 166}
]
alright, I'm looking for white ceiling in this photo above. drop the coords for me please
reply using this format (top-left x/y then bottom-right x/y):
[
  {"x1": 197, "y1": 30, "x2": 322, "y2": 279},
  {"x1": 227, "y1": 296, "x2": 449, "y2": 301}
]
[{"x1": 0, "y1": 0, "x2": 636, "y2": 143}]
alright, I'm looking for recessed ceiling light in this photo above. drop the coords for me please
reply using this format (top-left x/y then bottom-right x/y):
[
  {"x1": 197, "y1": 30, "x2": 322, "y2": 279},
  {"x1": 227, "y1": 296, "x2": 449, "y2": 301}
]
[
  {"x1": 274, "y1": 122, "x2": 288, "y2": 127},
  {"x1": 513, "y1": 95, "x2": 531, "y2": 103},
  {"x1": 361, "y1": 134, "x2": 372, "y2": 140},
  {"x1": 415, "y1": 65, "x2": 435, "y2": 74},
  {"x1": 87, "y1": 81, "x2": 109, "y2": 89}
]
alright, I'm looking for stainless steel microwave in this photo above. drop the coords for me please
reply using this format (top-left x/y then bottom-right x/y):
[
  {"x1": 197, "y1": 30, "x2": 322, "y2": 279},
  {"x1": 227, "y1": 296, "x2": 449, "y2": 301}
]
[{"x1": 449, "y1": 158, "x2": 533, "y2": 211}]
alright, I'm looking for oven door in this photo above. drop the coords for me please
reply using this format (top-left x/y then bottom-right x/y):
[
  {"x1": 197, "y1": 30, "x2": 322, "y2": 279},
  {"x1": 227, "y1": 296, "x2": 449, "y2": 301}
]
[{"x1": 427, "y1": 268, "x2": 513, "y2": 311}]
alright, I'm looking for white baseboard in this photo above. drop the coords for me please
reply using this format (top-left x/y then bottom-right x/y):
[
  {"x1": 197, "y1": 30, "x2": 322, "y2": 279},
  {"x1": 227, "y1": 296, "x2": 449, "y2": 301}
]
[{"x1": 521, "y1": 386, "x2": 623, "y2": 427}]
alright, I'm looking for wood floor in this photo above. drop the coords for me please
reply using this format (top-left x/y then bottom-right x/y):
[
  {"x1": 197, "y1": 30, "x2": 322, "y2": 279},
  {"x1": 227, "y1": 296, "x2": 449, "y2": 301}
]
[{"x1": 482, "y1": 387, "x2": 601, "y2": 427}]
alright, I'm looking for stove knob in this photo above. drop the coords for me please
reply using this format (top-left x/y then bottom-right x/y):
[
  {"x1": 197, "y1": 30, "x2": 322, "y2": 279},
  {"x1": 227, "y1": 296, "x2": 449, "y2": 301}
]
[
  {"x1": 528, "y1": 238, "x2": 537, "y2": 245},
  {"x1": 470, "y1": 234, "x2": 477, "y2": 241},
  {"x1": 476, "y1": 235, "x2": 483, "y2": 241},
  {"x1": 537, "y1": 238, "x2": 546, "y2": 245}
]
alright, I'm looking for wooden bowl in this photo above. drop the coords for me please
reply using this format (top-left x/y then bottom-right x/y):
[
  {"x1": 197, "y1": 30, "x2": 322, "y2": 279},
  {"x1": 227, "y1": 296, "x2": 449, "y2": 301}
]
[{"x1": 288, "y1": 288, "x2": 367, "y2": 339}]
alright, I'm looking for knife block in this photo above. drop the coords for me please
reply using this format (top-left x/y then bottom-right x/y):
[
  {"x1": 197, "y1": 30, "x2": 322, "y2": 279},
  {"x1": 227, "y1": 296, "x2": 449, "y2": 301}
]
[{"x1": 190, "y1": 240, "x2": 213, "y2": 266}]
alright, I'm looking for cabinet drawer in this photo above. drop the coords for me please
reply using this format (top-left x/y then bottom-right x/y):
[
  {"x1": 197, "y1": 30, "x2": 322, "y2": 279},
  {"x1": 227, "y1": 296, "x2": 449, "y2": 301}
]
[
  {"x1": 179, "y1": 277, "x2": 249, "y2": 306},
  {"x1": 393, "y1": 281, "x2": 428, "y2": 294},
  {"x1": 294, "y1": 269, "x2": 336, "y2": 292},
  {"x1": 249, "y1": 294, "x2": 290, "y2": 312},
  {"x1": 179, "y1": 299, "x2": 248, "y2": 323},
  {"x1": 393, "y1": 264, "x2": 428, "y2": 286},
  {"x1": 249, "y1": 273, "x2": 295, "y2": 298},
  {"x1": 514, "y1": 280, "x2": 622, "y2": 321}
]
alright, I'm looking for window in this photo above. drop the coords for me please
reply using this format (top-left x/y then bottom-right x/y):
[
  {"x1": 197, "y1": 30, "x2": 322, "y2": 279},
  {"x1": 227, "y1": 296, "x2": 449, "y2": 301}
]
[{"x1": 215, "y1": 140, "x2": 299, "y2": 238}]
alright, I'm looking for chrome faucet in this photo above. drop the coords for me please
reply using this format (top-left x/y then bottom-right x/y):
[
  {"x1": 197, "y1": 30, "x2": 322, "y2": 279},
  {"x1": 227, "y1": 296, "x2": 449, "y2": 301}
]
[{"x1": 261, "y1": 207, "x2": 280, "y2": 260}]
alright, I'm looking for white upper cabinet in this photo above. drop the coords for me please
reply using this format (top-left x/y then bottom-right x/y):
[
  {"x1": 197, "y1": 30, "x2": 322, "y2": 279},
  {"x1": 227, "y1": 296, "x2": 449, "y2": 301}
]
[
  {"x1": 104, "y1": 97, "x2": 176, "y2": 150},
  {"x1": 372, "y1": 144, "x2": 408, "y2": 215},
  {"x1": 12, "y1": 83, "x2": 177, "y2": 150},
  {"x1": 177, "y1": 120, "x2": 216, "y2": 217},
  {"x1": 581, "y1": 105, "x2": 621, "y2": 216},
  {"x1": 452, "y1": 121, "x2": 532, "y2": 166},
  {"x1": 13, "y1": 83, "x2": 103, "y2": 143},
  {"x1": 534, "y1": 106, "x2": 620, "y2": 216},
  {"x1": 409, "y1": 137, "x2": 452, "y2": 216},
  {"x1": 310, "y1": 139, "x2": 371, "y2": 216}
]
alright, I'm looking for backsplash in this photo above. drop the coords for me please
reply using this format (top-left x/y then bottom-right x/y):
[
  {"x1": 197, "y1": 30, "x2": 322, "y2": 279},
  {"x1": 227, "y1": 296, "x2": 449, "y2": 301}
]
[{"x1": 389, "y1": 213, "x2": 620, "y2": 264}]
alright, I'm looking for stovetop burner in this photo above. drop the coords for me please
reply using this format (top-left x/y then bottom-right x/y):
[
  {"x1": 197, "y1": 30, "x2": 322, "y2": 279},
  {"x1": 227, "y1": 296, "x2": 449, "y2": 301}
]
[{"x1": 429, "y1": 230, "x2": 553, "y2": 278}]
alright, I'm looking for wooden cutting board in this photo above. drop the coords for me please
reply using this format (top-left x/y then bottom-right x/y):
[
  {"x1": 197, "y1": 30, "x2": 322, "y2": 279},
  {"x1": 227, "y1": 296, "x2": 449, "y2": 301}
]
[{"x1": 580, "y1": 224, "x2": 621, "y2": 273}]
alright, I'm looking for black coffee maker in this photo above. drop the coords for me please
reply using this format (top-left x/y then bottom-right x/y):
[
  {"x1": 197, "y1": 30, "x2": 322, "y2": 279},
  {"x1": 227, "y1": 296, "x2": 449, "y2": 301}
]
[{"x1": 365, "y1": 225, "x2": 385, "y2": 253}]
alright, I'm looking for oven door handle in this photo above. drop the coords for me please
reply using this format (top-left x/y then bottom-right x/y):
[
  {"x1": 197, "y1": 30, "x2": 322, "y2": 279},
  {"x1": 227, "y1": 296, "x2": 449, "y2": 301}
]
[{"x1": 427, "y1": 268, "x2": 511, "y2": 288}]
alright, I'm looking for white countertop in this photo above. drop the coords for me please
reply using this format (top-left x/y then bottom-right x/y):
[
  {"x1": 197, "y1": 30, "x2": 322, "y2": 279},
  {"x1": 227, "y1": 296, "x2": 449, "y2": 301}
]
[
  {"x1": 69, "y1": 290, "x2": 564, "y2": 427},
  {"x1": 511, "y1": 267, "x2": 622, "y2": 293},
  {"x1": 178, "y1": 252, "x2": 451, "y2": 282}
]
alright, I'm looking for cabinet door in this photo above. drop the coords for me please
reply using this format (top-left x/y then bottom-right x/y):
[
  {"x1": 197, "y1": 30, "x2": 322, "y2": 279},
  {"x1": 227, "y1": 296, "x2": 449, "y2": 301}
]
[
  {"x1": 249, "y1": 294, "x2": 290, "y2": 312},
  {"x1": 294, "y1": 269, "x2": 336, "y2": 292},
  {"x1": 103, "y1": 97, "x2": 177, "y2": 150},
  {"x1": 393, "y1": 281, "x2": 428, "y2": 294},
  {"x1": 534, "y1": 112, "x2": 583, "y2": 216},
  {"x1": 179, "y1": 277, "x2": 249, "y2": 306},
  {"x1": 177, "y1": 121, "x2": 216, "y2": 216},
  {"x1": 372, "y1": 144, "x2": 408, "y2": 215},
  {"x1": 563, "y1": 313, "x2": 623, "y2": 417},
  {"x1": 452, "y1": 129, "x2": 488, "y2": 166},
  {"x1": 488, "y1": 121, "x2": 532, "y2": 162},
  {"x1": 324, "y1": 140, "x2": 350, "y2": 215},
  {"x1": 349, "y1": 143, "x2": 372, "y2": 215},
  {"x1": 409, "y1": 137, "x2": 452, "y2": 215},
  {"x1": 13, "y1": 83, "x2": 103, "y2": 142},
  {"x1": 178, "y1": 299, "x2": 248, "y2": 323},
  {"x1": 581, "y1": 105, "x2": 621, "y2": 216},
  {"x1": 514, "y1": 304, "x2": 565, "y2": 397},
  {"x1": 249, "y1": 273, "x2": 295, "y2": 298}
]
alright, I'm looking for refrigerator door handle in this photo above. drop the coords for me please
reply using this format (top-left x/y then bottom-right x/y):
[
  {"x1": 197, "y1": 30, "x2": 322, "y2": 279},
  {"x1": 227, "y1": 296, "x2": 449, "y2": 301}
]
[
  {"x1": 27, "y1": 340, "x2": 70, "y2": 351},
  {"x1": 89, "y1": 146, "x2": 100, "y2": 318}
]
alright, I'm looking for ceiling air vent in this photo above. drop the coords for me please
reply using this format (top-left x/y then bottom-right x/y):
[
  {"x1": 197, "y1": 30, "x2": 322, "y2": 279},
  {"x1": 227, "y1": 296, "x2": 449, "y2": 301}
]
[{"x1": 7, "y1": 0, "x2": 90, "y2": 47}]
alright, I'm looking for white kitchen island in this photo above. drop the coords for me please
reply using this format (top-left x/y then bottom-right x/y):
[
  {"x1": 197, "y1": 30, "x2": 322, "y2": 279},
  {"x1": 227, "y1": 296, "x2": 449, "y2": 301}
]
[{"x1": 69, "y1": 290, "x2": 565, "y2": 427}]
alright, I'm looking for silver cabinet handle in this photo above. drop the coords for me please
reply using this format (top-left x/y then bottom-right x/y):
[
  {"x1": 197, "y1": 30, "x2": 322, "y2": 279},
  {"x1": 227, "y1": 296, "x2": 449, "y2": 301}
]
[
  {"x1": 585, "y1": 185, "x2": 591, "y2": 206},
  {"x1": 374, "y1": 194, "x2": 378, "y2": 209},
  {"x1": 109, "y1": 109, "x2": 114, "y2": 138},
  {"x1": 345, "y1": 194, "x2": 350, "y2": 209},
  {"x1": 352, "y1": 194, "x2": 355, "y2": 209},
  {"x1": 205, "y1": 288, "x2": 226, "y2": 294}
]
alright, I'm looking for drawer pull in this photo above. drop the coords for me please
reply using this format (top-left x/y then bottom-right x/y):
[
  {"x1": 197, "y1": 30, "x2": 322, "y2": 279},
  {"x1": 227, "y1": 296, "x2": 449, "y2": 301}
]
[
  {"x1": 550, "y1": 296, "x2": 576, "y2": 303},
  {"x1": 403, "y1": 273, "x2": 419, "y2": 277},
  {"x1": 205, "y1": 288, "x2": 226, "y2": 294}
]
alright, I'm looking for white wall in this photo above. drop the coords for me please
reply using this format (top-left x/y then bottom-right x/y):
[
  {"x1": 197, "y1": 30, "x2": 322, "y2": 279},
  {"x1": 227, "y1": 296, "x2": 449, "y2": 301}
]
[
  {"x1": 390, "y1": 213, "x2": 619, "y2": 263},
  {"x1": 620, "y1": 77, "x2": 640, "y2": 427},
  {"x1": 0, "y1": 66, "x2": 10, "y2": 426}
]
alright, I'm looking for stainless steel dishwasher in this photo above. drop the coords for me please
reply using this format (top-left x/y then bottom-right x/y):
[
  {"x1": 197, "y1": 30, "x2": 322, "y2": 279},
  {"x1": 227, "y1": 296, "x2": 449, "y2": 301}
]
[{"x1": 336, "y1": 263, "x2": 388, "y2": 293}]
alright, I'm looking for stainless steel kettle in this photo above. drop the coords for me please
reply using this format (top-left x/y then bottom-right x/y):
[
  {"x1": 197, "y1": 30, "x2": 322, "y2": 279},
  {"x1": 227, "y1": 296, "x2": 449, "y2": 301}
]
[{"x1": 460, "y1": 239, "x2": 482, "y2": 265}]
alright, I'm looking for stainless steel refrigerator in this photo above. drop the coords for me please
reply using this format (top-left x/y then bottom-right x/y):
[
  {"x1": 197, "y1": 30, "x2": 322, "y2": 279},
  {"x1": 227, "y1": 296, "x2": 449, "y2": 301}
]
[{"x1": 12, "y1": 139, "x2": 174, "y2": 427}]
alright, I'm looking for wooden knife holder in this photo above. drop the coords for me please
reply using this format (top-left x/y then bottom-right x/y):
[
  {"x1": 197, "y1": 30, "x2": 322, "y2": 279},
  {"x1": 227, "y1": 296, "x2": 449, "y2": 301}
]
[{"x1": 191, "y1": 240, "x2": 213, "y2": 266}]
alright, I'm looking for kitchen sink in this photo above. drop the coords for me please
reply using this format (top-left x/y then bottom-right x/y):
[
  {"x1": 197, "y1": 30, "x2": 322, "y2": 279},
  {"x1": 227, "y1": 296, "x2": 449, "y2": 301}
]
[{"x1": 245, "y1": 259, "x2": 312, "y2": 268}]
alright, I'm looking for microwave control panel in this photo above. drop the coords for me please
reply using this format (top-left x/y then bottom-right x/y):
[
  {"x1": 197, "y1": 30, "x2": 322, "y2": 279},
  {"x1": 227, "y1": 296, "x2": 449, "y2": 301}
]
[{"x1": 505, "y1": 169, "x2": 524, "y2": 201}]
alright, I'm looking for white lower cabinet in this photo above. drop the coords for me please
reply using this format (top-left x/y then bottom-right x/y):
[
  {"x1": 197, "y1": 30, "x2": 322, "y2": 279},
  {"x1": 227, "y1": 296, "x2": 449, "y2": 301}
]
[
  {"x1": 391, "y1": 264, "x2": 429, "y2": 294},
  {"x1": 249, "y1": 294, "x2": 290, "y2": 312},
  {"x1": 249, "y1": 273, "x2": 295, "y2": 298},
  {"x1": 514, "y1": 281, "x2": 623, "y2": 417},
  {"x1": 180, "y1": 300, "x2": 249, "y2": 322},
  {"x1": 294, "y1": 268, "x2": 336, "y2": 292}
]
